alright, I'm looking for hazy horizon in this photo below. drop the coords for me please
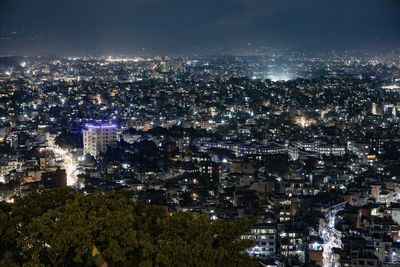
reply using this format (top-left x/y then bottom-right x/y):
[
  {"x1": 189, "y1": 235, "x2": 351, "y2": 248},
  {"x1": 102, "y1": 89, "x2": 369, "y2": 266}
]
[{"x1": 1, "y1": 0, "x2": 399, "y2": 56}]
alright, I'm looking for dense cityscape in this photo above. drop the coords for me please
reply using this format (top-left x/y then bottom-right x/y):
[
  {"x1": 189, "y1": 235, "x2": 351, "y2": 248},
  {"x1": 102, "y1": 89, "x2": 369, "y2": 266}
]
[
  {"x1": 0, "y1": 52, "x2": 399, "y2": 266},
  {"x1": 1, "y1": 0, "x2": 400, "y2": 266}
]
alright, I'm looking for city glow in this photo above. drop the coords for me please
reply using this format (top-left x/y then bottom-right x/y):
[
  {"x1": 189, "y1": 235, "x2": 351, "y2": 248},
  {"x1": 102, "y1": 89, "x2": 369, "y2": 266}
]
[
  {"x1": 48, "y1": 136, "x2": 79, "y2": 186},
  {"x1": 323, "y1": 211, "x2": 342, "y2": 267},
  {"x1": 294, "y1": 115, "x2": 316, "y2": 128},
  {"x1": 268, "y1": 73, "x2": 293, "y2": 82}
]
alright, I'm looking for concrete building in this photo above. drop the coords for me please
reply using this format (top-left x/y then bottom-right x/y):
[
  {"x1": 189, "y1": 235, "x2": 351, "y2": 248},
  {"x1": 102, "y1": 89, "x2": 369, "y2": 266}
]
[
  {"x1": 242, "y1": 223, "x2": 277, "y2": 258},
  {"x1": 83, "y1": 123, "x2": 117, "y2": 157}
]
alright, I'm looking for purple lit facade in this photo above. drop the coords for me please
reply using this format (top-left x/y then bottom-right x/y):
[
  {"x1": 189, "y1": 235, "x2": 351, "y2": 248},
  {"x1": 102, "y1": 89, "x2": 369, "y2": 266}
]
[{"x1": 84, "y1": 123, "x2": 117, "y2": 129}]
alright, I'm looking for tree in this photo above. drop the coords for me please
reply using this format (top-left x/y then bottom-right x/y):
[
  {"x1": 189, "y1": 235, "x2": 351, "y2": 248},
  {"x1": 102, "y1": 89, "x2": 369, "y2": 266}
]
[
  {"x1": 12, "y1": 188, "x2": 75, "y2": 227},
  {"x1": 263, "y1": 155, "x2": 292, "y2": 177},
  {"x1": 0, "y1": 189, "x2": 74, "y2": 265},
  {"x1": 0, "y1": 189, "x2": 254, "y2": 266},
  {"x1": 154, "y1": 212, "x2": 255, "y2": 267},
  {"x1": 0, "y1": 208, "x2": 17, "y2": 261},
  {"x1": 55, "y1": 130, "x2": 83, "y2": 150},
  {"x1": 2, "y1": 190, "x2": 256, "y2": 267},
  {"x1": 0, "y1": 252, "x2": 19, "y2": 267},
  {"x1": 83, "y1": 154, "x2": 97, "y2": 167}
]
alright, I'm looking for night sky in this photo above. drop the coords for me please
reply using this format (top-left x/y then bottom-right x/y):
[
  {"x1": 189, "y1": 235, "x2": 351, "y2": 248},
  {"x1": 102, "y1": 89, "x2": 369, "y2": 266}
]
[{"x1": 0, "y1": 0, "x2": 399, "y2": 55}]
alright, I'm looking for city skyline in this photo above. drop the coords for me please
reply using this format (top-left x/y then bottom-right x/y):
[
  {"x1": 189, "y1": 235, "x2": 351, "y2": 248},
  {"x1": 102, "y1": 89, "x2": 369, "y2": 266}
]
[{"x1": 1, "y1": 1, "x2": 400, "y2": 267}]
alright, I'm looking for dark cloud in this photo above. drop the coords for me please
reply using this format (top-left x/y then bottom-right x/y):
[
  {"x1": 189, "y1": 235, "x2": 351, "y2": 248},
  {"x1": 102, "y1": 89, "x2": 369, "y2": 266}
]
[{"x1": 0, "y1": 0, "x2": 399, "y2": 55}]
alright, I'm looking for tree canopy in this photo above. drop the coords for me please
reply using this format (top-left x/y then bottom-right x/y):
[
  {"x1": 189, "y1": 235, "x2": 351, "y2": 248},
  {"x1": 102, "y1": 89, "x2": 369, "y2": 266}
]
[
  {"x1": 0, "y1": 189, "x2": 255, "y2": 267},
  {"x1": 55, "y1": 130, "x2": 83, "y2": 150}
]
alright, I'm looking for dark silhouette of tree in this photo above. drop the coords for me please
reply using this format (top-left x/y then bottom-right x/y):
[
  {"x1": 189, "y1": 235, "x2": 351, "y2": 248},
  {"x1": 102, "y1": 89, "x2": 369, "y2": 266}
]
[
  {"x1": 55, "y1": 130, "x2": 83, "y2": 150},
  {"x1": 0, "y1": 189, "x2": 256, "y2": 267}
]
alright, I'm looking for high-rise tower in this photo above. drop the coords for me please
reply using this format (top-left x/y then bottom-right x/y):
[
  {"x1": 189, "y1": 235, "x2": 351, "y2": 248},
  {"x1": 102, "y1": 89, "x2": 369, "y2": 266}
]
[{"x1": 83, "y1": 123, "x2": 117, "y2": 157}]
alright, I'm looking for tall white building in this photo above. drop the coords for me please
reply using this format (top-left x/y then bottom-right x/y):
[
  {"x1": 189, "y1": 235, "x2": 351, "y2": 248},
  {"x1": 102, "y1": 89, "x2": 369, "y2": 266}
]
[{"x1": 83, "y1": 123, "x2": 117, "y2": 157}]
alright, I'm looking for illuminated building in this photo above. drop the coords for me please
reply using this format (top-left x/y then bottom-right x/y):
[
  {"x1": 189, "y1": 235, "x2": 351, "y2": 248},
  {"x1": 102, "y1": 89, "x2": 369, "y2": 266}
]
[
  {"x1": 83, "y1": 123, "x2": 117, "y2": 157},
  {"x1": 39, "y1": 157, "x2": 47, "y2": 171},
  {"x1": 372, "y1": 103, "x2": 383, "y2": 115},
  {"x1": 242, "y1": 223, "x2": 277, "y2": 258},
  {"x1": 294, "y1": 116, "x2": 316, "y2": 128}
]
